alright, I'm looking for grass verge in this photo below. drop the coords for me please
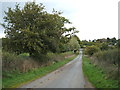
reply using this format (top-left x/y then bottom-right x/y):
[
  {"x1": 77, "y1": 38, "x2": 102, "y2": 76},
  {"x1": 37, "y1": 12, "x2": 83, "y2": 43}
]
[
  {"x1": 3, "y1": 54, "x2": 77, "y2": 88},
  {"x1": 82, "y1": 56, "x2": 118, "y2": 88}
]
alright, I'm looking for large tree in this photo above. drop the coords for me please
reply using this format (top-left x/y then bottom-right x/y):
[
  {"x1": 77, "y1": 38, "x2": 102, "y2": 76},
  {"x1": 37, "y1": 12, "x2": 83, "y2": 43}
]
[{"x1": 2, "y1": 2, "x2": 77, "y2": 56}]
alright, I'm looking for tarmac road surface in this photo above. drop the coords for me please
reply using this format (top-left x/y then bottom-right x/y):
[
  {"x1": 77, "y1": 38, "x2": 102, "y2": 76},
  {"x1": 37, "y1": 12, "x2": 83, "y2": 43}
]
[{"x1": 20, "y1": 51, "x2": 87, "y2": 88}]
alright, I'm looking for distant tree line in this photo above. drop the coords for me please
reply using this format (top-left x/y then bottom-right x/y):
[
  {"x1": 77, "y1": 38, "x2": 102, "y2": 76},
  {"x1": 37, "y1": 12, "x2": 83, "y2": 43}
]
[
  {"x1": 80, "y1": 37, "x2": 119, "y2": 48},
  {"x1": 81, "y1": 37, "x2": 119, "y2": 56}
]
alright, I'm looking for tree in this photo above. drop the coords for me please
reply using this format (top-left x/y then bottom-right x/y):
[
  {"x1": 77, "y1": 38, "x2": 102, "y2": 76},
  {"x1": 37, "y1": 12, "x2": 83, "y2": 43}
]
[
  {"x1": 107, "y1": 37, "x2": 110, "y2": 43},
  {"x1": 111, "y1": 37, "x2": 117, "y2": 45},
  {"x1": 68, "y1": 36, "x2": 80, "y2": 51},
  {"x1": 73, "y1": 35, "x2": 81, "y2": 45},
  {"x1": 1, "y1": 2, "x2": 77, "y2": 57}
]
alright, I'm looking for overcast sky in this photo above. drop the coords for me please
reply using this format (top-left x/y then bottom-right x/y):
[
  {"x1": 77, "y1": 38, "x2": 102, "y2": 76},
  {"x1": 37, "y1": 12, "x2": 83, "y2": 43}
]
[{"x1": 0, "y1": 0, "x2": 119, "y2": 40}]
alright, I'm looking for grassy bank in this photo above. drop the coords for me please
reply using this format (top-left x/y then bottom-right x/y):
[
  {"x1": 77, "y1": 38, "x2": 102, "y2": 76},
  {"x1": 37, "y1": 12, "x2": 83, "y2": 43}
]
[
  {"x1": 3, "y1": 54, "x2": 77, "y2": 88},
  {"x1": 82, "y1": 56, "x2": 118, "y2": 88},
  {"x1": 93, "y1": 49, "x2": 119, "y2": 80}
]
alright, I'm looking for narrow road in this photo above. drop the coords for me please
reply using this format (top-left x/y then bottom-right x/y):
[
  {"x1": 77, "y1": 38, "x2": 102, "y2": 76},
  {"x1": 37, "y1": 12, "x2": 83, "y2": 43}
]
[{"x1": 20, "y1": 51, "x2": 86, "y2": 88}]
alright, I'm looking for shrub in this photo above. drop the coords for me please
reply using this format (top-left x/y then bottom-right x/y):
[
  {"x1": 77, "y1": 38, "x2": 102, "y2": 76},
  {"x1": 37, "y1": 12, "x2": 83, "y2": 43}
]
[
  {"x1": 93, "y1": 49, "x2": 119, "y2": 65},
  {"x1": 100, "y1": 43, "x2": 109, "y2": 51},
  {"x1": 2, "y1": 51, "x2": 41, "y2": 73},
  {"x1": 93, "y1": 48, "x2": 119, "y2": 79},
  {"x1": 2, "y1": 52, "x2": 23, "y2": 72},
  {"x1": 2, "y1": 52, "x2": 18, "y2": 61},
  {"x1": 84, "y1": 45, "x2": 99, "y2": 56},
  {"x1": 2, "y1": 51, "x2": 75, "y2": 73}
]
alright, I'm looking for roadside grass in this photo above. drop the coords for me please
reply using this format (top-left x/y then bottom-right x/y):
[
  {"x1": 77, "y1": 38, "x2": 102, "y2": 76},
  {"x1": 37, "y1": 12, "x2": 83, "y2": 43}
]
[
  {"x1": 82, "y1": 56, "x2": 118, "y2": 88},
  {"x1": 3, "y1": 54, "x2": 77, "y2": 88}
]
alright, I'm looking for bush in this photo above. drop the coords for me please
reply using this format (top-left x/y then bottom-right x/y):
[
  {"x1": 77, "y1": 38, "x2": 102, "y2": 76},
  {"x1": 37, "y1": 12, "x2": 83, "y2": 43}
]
[
  {"x1": 93, "y1": 48, "x2": 119, "y2": 80},
  {"x1": 100, "y1": 43, "x2": 109, "y2": 51},
  {"x1": 84, "y1": 45, "x2": 99, "y2": 56},
  {"x1": 93, "y1": 49, "x2": 119, "y2": 66},
  {"x1": 2, "y1": 51, "x2": 75, "y2": 73},
  {"x1": 2, "y1": 52, "x2": 24, "y2": 72},
  {"x1": 2, "y1": 52, "x2": 18, "y2": 61}
]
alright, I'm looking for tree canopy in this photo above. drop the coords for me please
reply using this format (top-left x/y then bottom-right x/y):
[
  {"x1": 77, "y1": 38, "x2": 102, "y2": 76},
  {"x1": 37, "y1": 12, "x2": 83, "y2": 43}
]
[{"x1": 2, "y1": 2, "x2": 78, "y2": 57}]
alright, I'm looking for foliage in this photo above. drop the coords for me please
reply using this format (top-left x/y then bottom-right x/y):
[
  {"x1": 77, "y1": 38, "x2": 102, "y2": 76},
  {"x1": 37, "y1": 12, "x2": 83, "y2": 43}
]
[
  {"x1": 2, "y1": 38, "x2": 12, "y2": 52},
  {"x1": 2, "y1": 51, "x2": 18, "y2": 61},
  {"x1": 2, "y1": 51, "x2": 75, "y2": 73},
  {"x1": 68, "y1": 35, "x2": 80, "y2": 51},
  {"x1": 0, "y1": 38, "x2": 2, "y2": 54},
  {"x1": 99, "y1": 43, "x2": 109, "y2": 51},
  {"x1": 82, "y1": 56, "x2": 118, "y2": 88},
  {"x1": 73, "y1": 35, "x2": 81, "y2": 45},
  {"x1": 2, "y1": 51, "x2": 30, "y2": 72},
  {"x1": 117, "y1": 39, "x2": 120, "y2": 48},
  {"x1": 2, "y1": 54, "x2": 77, "y2": 88},
  {"x1": 107, "y1": 37, "x2": 117, "y2": 45},
  {"x1": 1, "y1": 2, "x2": 77, "y2": 57},
  {"x1": 93, "y1": 49, "x2": 119, "y2": 65},
  {"x1": 84, "y1": 45, "x2": 99, "y2": 56},
  {"x1": 93, "y1": 49, "x2": 119, "y2": 80},
  {"x1": 80, "y1": 37, "x2": 118, "y2": 49},
  {"x1": 58, "y1": 35, "x2": 80, "y2": 52},
  {"x1": 18, "y1": 53, "x2": 30, "y2": 58}
]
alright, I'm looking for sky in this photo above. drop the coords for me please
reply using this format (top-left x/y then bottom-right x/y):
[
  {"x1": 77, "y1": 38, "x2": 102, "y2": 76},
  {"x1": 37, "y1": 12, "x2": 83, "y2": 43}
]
[{"x1": 0, "y1": 0, "x2": 119, "y2": 40}]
